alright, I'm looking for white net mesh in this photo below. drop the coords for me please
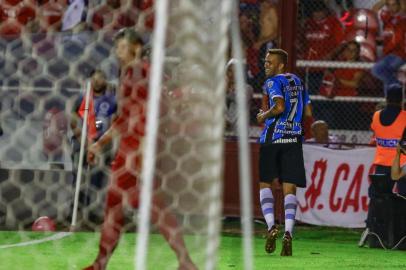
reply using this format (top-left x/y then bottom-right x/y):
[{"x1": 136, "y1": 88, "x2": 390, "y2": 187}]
[{"x1": 0, "y1": 1, "x2": 230, "y2": 269}]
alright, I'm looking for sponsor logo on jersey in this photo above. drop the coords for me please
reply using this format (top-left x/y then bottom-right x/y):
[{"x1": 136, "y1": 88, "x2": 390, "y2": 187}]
[{"x1": 272, "y1": 137, "x2": 298, "y2": 144}]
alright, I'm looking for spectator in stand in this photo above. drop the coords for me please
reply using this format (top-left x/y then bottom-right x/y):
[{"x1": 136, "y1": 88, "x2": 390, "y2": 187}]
[
  {"x1": 315, "y1": 40, "x2": 366, "y2": 130},
  {"x1": 224, "y1": 59, "x2": 253, "y2": 135},
  {"x1": 256, "y1": 0, "x2": 278, "y2": 49},
  {"x1": 255, "y1": 0, "x2": 279, "y2": 90},
  {"x1": 372, "y1": 0, "x2": 406, "y2": 95},
  {"x1": 36, "y1": 0, "x2": 66, "y2": 32},
  {"x1": 306, "y1": 120, "x2": 341, "y2": 149},
  {"x1": 70, "y1": 69, "x2": 117, "y2": 214},
  {"x1": 0, "y1": 0, "x2": 36, "y2": 39},
  {"x1": 90, "y1": 0, "x2": 137, "y2": 31},
  {"x1": 239, "y1": 6, "x2": 260, "y2": 87},
  {"x1": 301, "y1": 0, "x2": 344, "y2": 94},
  {"x1": 322, "y1": 40, "x2": 364, "y2": 98}
]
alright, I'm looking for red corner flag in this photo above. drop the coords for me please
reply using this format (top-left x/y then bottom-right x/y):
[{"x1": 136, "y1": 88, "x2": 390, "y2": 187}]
[{"x1": 78, "y1": 87, "x2": 98, "y2": 142}]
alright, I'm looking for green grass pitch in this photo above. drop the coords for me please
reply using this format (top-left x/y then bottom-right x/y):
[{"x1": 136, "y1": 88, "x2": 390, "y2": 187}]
[{"x1": 0, "y1": 226, "x2": 405, "y2": 269}]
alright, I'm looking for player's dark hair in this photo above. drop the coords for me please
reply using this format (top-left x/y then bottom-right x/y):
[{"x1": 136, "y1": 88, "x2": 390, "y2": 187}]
[
  {"x1": 89, "y1": 68, "x2": 106, "y2": 78},
  {"x1": 267, "y1": 48, "x2": 288, "y2": 65},
  {"x1": 114, "y1": 28, "x2": 144, "y2": 46},
  {"x1": 345, "y1": 40, "x2": 361, "y2": 60}
]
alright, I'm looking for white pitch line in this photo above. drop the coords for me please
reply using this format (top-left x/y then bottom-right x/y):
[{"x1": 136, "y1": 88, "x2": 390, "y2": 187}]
[{"x1": 0, "y1": 232, "x2": 73, "y2": 249}]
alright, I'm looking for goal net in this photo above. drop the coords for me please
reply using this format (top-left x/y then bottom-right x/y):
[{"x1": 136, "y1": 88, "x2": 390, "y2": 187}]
[{"x1": 0, "y1": 0, "x2": 235, "y2": 269}]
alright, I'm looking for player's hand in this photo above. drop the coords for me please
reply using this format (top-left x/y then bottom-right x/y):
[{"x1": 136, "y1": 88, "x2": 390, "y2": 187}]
[
  {"x1": 257, "y1": 109, "x2": 267, "y2": 124},
  {"x1": 87, "y1": 142, "x2": 101, "y2": 165}
]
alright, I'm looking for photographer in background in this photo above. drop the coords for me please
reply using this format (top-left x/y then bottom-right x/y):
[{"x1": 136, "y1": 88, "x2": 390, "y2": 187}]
[{"x1": 391, "y1": 129, "x2": 406, "y2": 196}]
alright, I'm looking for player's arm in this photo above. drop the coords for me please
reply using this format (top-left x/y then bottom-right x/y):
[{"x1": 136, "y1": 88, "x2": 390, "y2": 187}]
[
  {"x1": 87, "y1": 124, "x2": 116, "y2": 164},
  {"x1": 304, "y1": 103, "x2": 312, "y2": 119},
  {"x1": 70, "y1": 113, "x2": 82, "y2": 139},
  {"x1": 261, "y1": 93, "x2": 269, "y2": 112},
  {"x1": 87, "y1": 105, "x2": 120, "y2": 163},
  {"x1": 391, "y1": 144, "x2": 406, "y2": 180},
  {"x1": 90, "y1": 106, "x2": 123, "y2": 153},
  {"x1": 257, "y1": 96, "x2": 285, "y2": 124}
]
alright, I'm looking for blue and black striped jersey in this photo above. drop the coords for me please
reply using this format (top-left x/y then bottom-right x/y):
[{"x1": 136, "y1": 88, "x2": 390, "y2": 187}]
[{"x1": 259, "y1": 73, "x2": 311, "y2": 144}]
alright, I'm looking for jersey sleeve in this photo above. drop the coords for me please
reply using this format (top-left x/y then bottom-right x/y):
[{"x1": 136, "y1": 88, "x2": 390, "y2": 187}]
[{"x1": 265, "y1": 78, "x2": 283, "y2": 100}]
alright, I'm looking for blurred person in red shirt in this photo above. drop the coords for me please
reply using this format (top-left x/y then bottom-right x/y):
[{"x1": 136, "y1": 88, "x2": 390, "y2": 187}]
[
  {"x1": 0, "y1": 0, "x2": 36, "y2": 38},
  {"x1": 83, "y1": 28, "x2": 197, "y2": 270},
  {"x1": 321, "y1": 40, "x2": 365, "y2": 98},
  {"x1": 239, "y1": 6, "x2": 260, "y2": 84},
  {"x1": 301, "y1": 0, "x2": 344, "y2": 94},
  {"x1": 255, "y1": 0, "x2": 279, "y2": 92},
  {"x1": 372, "y1": 0, "x2": 406, "y2": 95},
  {"x1": 316, "y1": 41, "x2": 366, "y2": 130}
]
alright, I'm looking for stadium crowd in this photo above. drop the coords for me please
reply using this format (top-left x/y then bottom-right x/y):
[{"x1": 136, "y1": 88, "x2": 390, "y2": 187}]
[
  {"x1": 0, "y1": 0, "x2": 154, "y2": 38},
  {"x1": 238, "y1": 0, "x2": 406, "y2": 139}
]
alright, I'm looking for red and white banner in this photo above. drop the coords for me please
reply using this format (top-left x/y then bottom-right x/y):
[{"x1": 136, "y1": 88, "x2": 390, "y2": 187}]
[{"x1": 296, "y1": 145, "x2": 375, "y2": 228}]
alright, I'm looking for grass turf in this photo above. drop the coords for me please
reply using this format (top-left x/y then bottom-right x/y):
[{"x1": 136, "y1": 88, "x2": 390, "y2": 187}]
[{"x1": 0, "y1": 226, "x2": 405, "y2": 269}]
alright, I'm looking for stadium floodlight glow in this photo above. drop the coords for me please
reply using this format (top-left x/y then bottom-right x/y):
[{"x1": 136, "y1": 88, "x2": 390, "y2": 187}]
[
  {"x1": 357, "y1": 14, "x2": 367, "y2": 22},
  {"x1": 355, "y1": 34, "x2": 365, "y2": 43}
]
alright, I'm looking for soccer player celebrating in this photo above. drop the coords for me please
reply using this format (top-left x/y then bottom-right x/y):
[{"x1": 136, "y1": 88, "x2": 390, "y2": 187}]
[
  {"x1": 83, "y1": 28, "x2": 197, "y2": 270},
  {"x1": 257, "y1": 49, "x2": 312, "y2": 256}
]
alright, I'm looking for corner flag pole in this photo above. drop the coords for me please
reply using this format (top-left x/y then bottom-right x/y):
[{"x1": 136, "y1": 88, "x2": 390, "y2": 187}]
[{"x1": 71, "y1": 80, "x2": 92, "y2": 230}]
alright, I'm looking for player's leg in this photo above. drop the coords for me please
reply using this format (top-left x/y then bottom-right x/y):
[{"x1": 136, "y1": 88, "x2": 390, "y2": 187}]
[
  {"x1": 260, "y1": 181, "x2": 276, "y2": 232},
  {"x1": 259, "y1": 143, "x2": 279, "y2": 253},
  {"x1": 83, "y1": 180, "x2": 125, "y2": 270},
  {"x1": 148, "y1": 194, "x2": 197, "y2": 270},
  {"x1": 280, "y1": 182, "x2": 296, "y2": 256},
  {"x1": 279, "y1": 142, "x2": 306, "y2": 256},
  {"x1": 282, "y1": 183, "x2": 297, "y2": 237}
]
